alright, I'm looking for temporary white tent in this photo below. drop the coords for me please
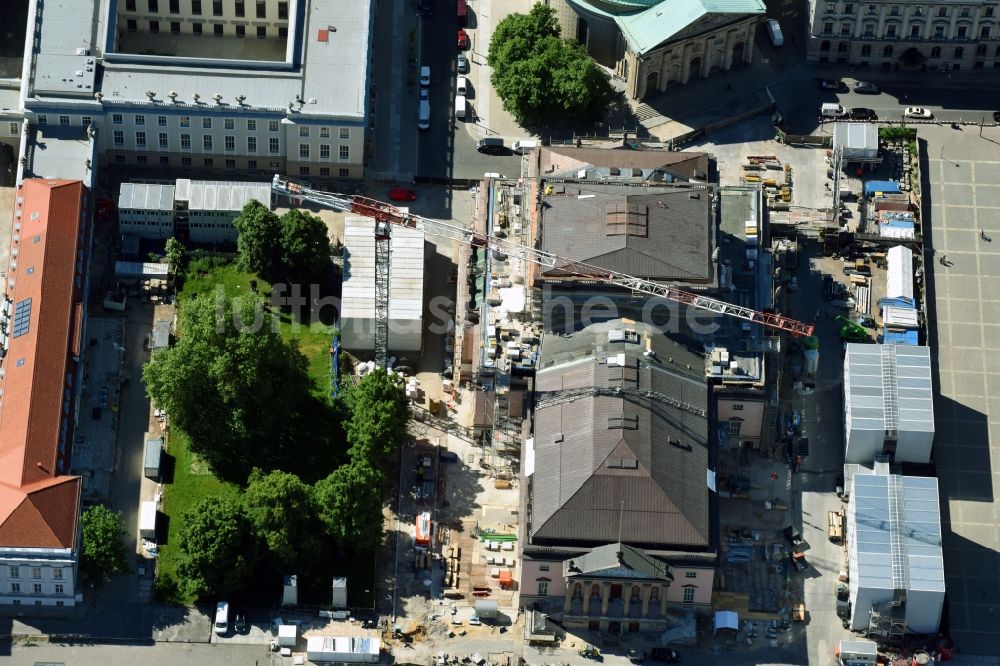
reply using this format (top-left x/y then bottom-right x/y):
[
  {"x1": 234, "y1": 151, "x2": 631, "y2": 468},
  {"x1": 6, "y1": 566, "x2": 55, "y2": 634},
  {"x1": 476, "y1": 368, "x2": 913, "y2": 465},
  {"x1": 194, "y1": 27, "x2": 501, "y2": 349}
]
[
  {"x1": 714, "y1": 610, "x2": 739, "y2": 633},
  {"x1": 885, "y1": 246, "x2": 914, "y2": 302}
]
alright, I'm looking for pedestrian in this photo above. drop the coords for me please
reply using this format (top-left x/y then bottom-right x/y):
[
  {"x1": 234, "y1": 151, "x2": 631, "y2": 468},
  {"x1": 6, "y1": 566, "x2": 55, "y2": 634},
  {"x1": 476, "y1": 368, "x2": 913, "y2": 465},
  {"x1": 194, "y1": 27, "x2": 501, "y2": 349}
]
[{"x1": 939, "y1": 254, "x2": 948, "y2": 266}]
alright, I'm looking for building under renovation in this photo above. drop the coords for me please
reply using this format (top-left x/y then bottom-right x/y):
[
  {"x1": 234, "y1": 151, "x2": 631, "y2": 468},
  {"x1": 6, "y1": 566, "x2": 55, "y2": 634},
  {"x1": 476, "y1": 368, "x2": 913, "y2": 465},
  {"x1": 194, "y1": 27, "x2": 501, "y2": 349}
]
[
  {"x1": 843, "y1": 343, "x2": 934, "y2": 464},
  {"x1": 340, "y1": 216, "x2": 424, "y2": 353},
  {"x1": 846, "y1": 463, "x2": 944, "y2": 639}
]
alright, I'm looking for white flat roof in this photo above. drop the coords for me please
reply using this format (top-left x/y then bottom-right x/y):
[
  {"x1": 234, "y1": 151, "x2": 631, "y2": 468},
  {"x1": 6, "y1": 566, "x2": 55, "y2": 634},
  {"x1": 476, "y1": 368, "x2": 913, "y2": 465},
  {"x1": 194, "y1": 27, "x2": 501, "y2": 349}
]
[
  {"x1": 175, "y1": 180, "x2": 272, "y2": 212},
  {"x1": 119, "y1": 183, "x2": 176, "y2": 211},
  {"x1": 844, "y1": 343, "x2": 934, "y2": 434},
  {"x1": 32, "y1": 0, "x2": 372, "y2": 120},
  {"x1": 341, "y1": 216, "x2": 424, "y2": 322},
  {"x1": 851, "y1": 472, "x2": 944, "y2": 594}
]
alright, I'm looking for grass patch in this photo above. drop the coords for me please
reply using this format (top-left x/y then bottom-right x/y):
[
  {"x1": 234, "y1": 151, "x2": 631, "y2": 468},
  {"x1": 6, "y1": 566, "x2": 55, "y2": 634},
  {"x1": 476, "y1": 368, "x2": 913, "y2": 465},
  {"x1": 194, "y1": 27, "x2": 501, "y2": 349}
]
[
  {"x1": 158, "y1": 261, "x2": 336, "y2": 602},
  {"x1": 156, "y1": 430, "x2": 238, "y2": 604}
]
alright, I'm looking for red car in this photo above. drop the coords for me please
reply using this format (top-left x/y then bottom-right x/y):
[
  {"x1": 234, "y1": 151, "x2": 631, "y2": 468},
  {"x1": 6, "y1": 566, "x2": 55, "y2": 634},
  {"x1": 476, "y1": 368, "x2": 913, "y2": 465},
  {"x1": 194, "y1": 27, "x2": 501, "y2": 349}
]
[
  {"x1": 388, "y1": 187, "x2": 417, "y2": 202},
  {"x1": 457, "y1": 29, "x2": 469, "y2": 49}
]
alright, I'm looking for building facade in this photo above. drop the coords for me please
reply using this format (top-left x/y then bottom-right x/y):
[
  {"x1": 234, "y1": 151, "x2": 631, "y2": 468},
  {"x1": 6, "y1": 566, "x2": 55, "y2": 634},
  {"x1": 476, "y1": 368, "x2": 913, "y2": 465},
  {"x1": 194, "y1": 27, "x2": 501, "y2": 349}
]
[
  {"x1": 549, "y1": 0, "x2": 765, "y2": 100},
  {"x1": 0, "y1": 179, "x2": 91, "y2": 608},
  {"x1": 13, "y1": 0, "x2": 371, "y2": 184},
  {"x1": 807, "y1": 0, "x2": 1000, "y2": 69}
]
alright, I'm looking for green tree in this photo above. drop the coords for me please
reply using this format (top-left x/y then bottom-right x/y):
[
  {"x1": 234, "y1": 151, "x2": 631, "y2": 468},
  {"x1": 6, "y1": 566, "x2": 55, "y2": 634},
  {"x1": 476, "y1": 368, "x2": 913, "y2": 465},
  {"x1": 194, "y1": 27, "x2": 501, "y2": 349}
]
[
  {"x1": 278, "y1": 209, "x2": 331, "y2": 286},
  {"x1": 233, "y1": 200, "x2": 281, "y2": 279},
  {"x1": 165, "y1": 237, "x2": 186, "y2": 276},
  {"x1": 343, "y1": 370, "x2": 410, "y2": 464},
  {"x1": 244, "y1": 469, "x2": 322, "y2": 569},
  {"x1": 488, "y1": 3, "x2": 611, "y2": 125},
  {"x1": 175, "y1": 496, "x2": 260, "y2": 598},
  {"x1": 313, "y1": 461, "x2": 385, "y2": 553},
  {"x1": 80, "y1": 505, "x2": 129, "y2": 583},
  {"x1": 142, "y1": 294, "x2": 314, "y2": 483}
]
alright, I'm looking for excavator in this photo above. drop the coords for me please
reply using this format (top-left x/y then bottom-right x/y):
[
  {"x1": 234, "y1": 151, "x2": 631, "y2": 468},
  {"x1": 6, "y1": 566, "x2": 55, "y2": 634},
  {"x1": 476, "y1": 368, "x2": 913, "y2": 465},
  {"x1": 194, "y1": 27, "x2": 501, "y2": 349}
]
[{"x1": 835, "y1": 315, "x2": 872, "y2": 343}]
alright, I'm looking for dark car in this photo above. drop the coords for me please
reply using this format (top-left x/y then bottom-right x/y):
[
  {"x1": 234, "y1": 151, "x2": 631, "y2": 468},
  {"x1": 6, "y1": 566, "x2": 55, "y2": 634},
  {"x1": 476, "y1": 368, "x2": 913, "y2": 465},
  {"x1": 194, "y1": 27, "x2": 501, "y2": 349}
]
[
  {"x1": 822, "y1": 274, "x2": 835, "y2": 300},
  {"x1": 993, "y1": 110, "x2": 1000, "y2": 122},
  {"x1": 649, "y1": 648, "x2": 681, "y2": 663},
  {"x1": 817, "y1": 79, "x2": 848, "y2": 93},
  {"x1": 418, "y1": 0, "x2": 433, "y2": 16},
  {"x1": 627, "y1": 649, "x2": 645, "y2": 663},
  {"x1": 234, "y1": 613, "x2": 248, "y2": 634},
  {"x1": 853, "y1": 81, "x2": 880, "y2": 94},
  {"x1": 849, "y1": 107, "x2": 877, "y2": 120}
]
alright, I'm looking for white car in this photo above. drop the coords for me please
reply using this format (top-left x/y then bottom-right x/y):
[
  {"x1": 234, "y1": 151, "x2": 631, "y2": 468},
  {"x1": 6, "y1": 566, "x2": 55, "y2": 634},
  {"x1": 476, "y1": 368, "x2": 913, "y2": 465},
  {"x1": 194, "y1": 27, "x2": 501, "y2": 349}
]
[
  {"x1": 419, "y1": 65, "x2": 430, "y2": 87},
  {"x1": 904, "y1": 107, "x2": 933, "y2": 119},
  {"x1": 420, "y1": 88, "x2": 429, "y2": 101}
]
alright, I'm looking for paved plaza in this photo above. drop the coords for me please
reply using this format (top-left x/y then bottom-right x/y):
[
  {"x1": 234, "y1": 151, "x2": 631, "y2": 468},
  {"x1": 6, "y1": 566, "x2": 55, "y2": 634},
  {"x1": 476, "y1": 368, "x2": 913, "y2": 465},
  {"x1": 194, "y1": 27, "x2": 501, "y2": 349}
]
[{"x1": 922, "y1": 124, "x2": 1000, "y2": 655}]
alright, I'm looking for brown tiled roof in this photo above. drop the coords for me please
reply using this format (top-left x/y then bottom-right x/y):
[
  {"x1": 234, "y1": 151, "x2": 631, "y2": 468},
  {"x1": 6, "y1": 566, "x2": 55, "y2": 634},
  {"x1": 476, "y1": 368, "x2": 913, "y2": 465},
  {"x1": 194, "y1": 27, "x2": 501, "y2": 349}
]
[{"x1": 0, "y1": 178, "x2": 86, "y2": 549}]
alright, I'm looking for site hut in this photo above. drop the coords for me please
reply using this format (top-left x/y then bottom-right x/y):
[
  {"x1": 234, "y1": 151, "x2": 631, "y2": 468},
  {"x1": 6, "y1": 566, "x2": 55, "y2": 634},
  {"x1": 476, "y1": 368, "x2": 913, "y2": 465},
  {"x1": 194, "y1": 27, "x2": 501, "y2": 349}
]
[
  {"x1": 846, "y1": 463, "x2": 944, "y2": 639},
  {"x1": 832, "y1": 122, "x2": 880, "y2": 167},
  {"x1": 174, "y1": 179, "x2": 273, "y2": 245},
  {"x1": 118, "y1": 182, "x2": 177, "y2": 240},
  {"x1": 339, "y1": 216, "x2": 424, "y2": 354},
  {"x1": 842, "y1": 343, "x2": 934, "y2": 465}
]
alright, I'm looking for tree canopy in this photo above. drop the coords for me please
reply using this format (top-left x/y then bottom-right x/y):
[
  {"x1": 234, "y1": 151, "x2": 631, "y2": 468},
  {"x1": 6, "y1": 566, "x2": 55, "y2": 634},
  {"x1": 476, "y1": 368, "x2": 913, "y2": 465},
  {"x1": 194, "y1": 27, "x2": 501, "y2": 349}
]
[
  {"x1": 233, "y1": 201, "x2": 331, "y2": 288},
  {"x1": 244, "y1": 469, "x2": 323, "y2": 570},
  {"x1": 175, "y1": 496, "x2": 260, "y2": 597},
  {"x1": 142, "y1": 294, "x2": 316, "y2": 483},
  {"x1": 313, "y1": 460, "x2": 385, "y2": 554},
  {"x1": 343, "y1": 370, "x2": 410, "y2": 465},
  {"x1": 488, "y1": 4, "x2": 612, "y2": 125},
  {"x1": 80, "y1": 505, "x2": 129, "y2": 583}
]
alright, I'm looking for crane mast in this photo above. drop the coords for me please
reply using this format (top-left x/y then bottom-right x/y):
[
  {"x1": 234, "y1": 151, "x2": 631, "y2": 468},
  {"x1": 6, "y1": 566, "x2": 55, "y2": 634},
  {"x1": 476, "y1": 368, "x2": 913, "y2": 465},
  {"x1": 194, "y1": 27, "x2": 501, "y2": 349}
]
[{"x1": 272, "y1": 176, "x2": 814, "y2": 368}]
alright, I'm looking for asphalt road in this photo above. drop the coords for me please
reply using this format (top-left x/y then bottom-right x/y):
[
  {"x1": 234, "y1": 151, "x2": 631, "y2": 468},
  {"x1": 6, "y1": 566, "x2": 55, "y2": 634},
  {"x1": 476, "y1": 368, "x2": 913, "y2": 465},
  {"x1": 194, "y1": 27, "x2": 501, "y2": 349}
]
[{"x1": 416, "y1": 3, "x2": 521, "y2": 180}]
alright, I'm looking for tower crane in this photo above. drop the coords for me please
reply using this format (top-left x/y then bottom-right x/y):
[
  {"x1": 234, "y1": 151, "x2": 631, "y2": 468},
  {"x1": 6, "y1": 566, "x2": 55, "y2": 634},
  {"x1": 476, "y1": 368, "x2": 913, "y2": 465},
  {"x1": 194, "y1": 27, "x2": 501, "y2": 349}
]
[{"x1": 271, "y1": 176, "x2": 815, "y2": 369}]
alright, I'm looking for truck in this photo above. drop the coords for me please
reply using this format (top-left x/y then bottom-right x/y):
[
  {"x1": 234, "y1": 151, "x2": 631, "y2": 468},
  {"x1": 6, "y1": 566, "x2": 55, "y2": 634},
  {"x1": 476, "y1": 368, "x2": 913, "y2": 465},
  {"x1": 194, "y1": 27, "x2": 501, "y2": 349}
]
[
  {"x1": 305, "y1": 636, "x2": 380, "y2": 664},
  {"x1": 828, "y1": 510, "x2": 844, "y2": 542},
  {"x1": 139, "y1": 500, "x2": 157, "y2": 540},
  {"x1": 144, "y1": 437, "x2": 162, "y2": 479}
]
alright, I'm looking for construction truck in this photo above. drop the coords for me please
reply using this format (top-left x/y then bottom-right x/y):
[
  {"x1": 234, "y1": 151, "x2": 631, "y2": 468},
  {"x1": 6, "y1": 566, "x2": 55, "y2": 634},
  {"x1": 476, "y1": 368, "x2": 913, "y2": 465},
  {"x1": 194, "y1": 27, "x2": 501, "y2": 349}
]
[{"x1": 835, "y1": 315, "x2": 872, "y2": 343}]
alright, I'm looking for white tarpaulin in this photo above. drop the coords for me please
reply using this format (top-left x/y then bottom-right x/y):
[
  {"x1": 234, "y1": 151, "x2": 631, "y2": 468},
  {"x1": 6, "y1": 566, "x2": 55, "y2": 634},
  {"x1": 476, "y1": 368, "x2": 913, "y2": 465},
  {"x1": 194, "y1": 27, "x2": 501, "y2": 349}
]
[
  {"x1": 883, "y1": 306, "x2": 919, "y2": 329},
  {"x1": 886, "y1": 246, "x2": 914, "y2": 301},
  {"x1": 714, "y1": 610, "x2": 739, "y2": 633}
]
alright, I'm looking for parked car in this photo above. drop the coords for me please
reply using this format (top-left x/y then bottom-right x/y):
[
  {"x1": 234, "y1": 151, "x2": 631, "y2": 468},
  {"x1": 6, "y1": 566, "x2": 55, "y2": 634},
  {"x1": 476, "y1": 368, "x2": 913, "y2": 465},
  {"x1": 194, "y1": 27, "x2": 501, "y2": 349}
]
[
  {"x1": 457, "y1": 29, "x2": 469, "y2": 49},
  {"x1": 904, "y1": 106, "x2": 933, "y2": 119},
  {"x1": 820, "y1": 102, "x2": 848, "y2": 118},
  {"x1": 822, "y1": 274, "x2": 835, "y2": 300},
  {"x1": 418, "y1": 0, "x2": 433, "y2": 16},
  {"x1": 234, "y1": 613, "x2": 248, "y2": 634},
  {"x1": 817, "y1": 78, "x2": 848, "y2": 92},
  {"x1": 389, "y1": 187, "x2": 417, "y2": 202},
  {"x1": 649, "y1": 648, "x2": 682, "y2": 663},
  {"x1": 993, "y1": 110, "x2": 1000, "y2": 122},
  {"x1": 419, "y1": 65, "x2": 430, "y2": 87},
  {"x1": 627, "y1": 649, "x2": 646, "y2": 663},
  {"x1": 849, "y1": 107, "x2": 877, "y2": 120},
  {"x1": 420, "y1": 87, "x2": 429, "y2": 101},
  {"x1": 852, "y1": 81, "x2": 880, "y2": 94},
  {"x1": 457, "y1": 54, "x2": 469, "y2": 74}
]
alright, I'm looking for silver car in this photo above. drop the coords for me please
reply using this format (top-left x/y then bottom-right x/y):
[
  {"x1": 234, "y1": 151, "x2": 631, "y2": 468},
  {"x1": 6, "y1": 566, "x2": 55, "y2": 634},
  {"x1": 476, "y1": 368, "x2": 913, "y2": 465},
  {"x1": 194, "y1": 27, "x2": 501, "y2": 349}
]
[{"x1": 457, "y1": 54, "x2": 469, "y2": 74}]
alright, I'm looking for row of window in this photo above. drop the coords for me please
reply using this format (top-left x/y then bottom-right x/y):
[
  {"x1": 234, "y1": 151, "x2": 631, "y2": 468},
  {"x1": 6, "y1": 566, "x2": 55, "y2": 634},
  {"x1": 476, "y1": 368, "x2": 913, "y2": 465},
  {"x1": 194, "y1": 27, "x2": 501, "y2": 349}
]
[
  {"x1": 820, "y1": 40, "x2": 996, "y2": 60},
  {"x1": 111, "y1": 131, "x2": 351, "y2": 160},
  {"x1": 105, "y1": 114, "x2": 351, "y2": 139},
  {"x1": 823, "y1": 21, "x2": 993, "y2": 38},
  {"x1": 826, "y1": 3, "x2": 994, "y2": 19},
  {"x1": 551, "y1": 582, "x2": 698, "y2": 603},
  {"x1": 38, "y1": 115, "x2": 354, "y2": 142},
  {"x1": 109, "y1": 153, "x2": 348, "y2": 178},
  {"x1": 7, "y1": 566, "x2": 64, "y2": 580},
  {"x1": 9, "y1": 582, "x2": 67, "y2": 595},
  {"x1": 124, "y1": 0, "x2": 289, "y2": 20},
  {"x1": 125, "y1": 19, "x2": 287, "y2": 38}
]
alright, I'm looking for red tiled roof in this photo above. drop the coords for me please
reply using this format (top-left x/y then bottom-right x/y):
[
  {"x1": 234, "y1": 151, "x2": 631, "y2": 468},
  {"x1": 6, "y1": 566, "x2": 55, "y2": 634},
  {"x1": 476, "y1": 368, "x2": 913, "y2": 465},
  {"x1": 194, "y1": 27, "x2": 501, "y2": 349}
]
[{"x1": 0, "y1": 178, "x2": 86, "y2": 549}]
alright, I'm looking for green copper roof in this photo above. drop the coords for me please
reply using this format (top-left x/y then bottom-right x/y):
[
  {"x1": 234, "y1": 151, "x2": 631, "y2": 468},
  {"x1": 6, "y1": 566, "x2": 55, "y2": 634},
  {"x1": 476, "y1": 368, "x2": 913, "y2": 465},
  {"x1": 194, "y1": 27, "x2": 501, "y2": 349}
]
[{"x1": 570, "y1": 0, "x2": 766, "y2": 56}]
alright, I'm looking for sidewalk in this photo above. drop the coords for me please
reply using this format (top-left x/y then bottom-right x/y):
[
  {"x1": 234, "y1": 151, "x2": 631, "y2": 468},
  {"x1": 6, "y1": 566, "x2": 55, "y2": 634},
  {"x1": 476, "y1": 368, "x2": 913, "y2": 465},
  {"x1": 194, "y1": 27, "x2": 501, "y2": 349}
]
[{"x1": 465, "y1": 0, "x2": 534, "y2": 141}]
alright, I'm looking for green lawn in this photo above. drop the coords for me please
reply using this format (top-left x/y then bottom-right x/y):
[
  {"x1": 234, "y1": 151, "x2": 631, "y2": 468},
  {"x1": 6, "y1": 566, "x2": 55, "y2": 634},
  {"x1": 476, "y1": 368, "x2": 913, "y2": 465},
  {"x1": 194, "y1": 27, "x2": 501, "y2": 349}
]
[{"x1": 157, "y1": 261, "x2": 335, "y2": 602}]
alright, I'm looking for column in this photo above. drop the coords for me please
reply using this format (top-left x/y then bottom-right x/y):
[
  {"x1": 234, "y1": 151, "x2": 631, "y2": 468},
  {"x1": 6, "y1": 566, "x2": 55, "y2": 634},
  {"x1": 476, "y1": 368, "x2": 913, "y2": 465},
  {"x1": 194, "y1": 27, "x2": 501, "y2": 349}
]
[
  {"x1": 583, "y1": 584, "x2": 592, "y2": 614},
  {"x1": 723, "y1": 30, "x2": 735, "y2": 69},
  {"x1": 744, "y1": 24, "x2": 755, "y2": 64},
  {"x1": 564, "y1": 584, "x2": 573, "y2": 614},
  {"x1": 680, "y1": 42, "x2": 692, "y2": 82},
  {"x1": 660, "y1": 586, "x2": 669, "y2": 616},
  {"x1": 640, "y1": 584, "x2": 652, "y2": 616},
  {"x1": 600, "y1": 582, "x2": 610, "y2": 616}
]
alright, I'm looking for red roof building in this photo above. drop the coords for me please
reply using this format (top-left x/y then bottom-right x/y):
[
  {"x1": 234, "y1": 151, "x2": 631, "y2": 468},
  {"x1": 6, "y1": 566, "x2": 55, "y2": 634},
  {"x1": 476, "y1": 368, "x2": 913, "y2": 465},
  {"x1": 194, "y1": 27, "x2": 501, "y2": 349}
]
[{"x1": 0, "y1": 179, "x2": 89, "y2": 607}]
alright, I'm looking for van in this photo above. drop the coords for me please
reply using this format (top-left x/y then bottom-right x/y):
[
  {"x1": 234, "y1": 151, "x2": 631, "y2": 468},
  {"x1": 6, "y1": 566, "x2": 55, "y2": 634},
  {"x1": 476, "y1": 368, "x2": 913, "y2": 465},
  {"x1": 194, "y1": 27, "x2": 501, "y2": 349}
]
[
  {"x1": 511, "y1": 139, "x2": 537, "y2": 154},
  {"x1": 214, "y1": 601, "x2": 230, "y2": 636},
  {"x1": 455, "y1": 94, "x2": 466, "y2": 120},
  {"x1": 766, "y1": 19, "x2": 784, "y2": 46},
  {"x1": 418, "y1": 100, "x2": 430, "y2": 130},
  {"x1": 456, "y1": 76, "x2": 468, "y2": 96},
  {"x1": 477, "y1": 137, "x2": 504, "y2": 155},
  {"x1": 457, "y1": 0, "x2": 468, "y2": 26},
  {"x1": 821, "y1": 102, "x2": 847, "y2": 118}
]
